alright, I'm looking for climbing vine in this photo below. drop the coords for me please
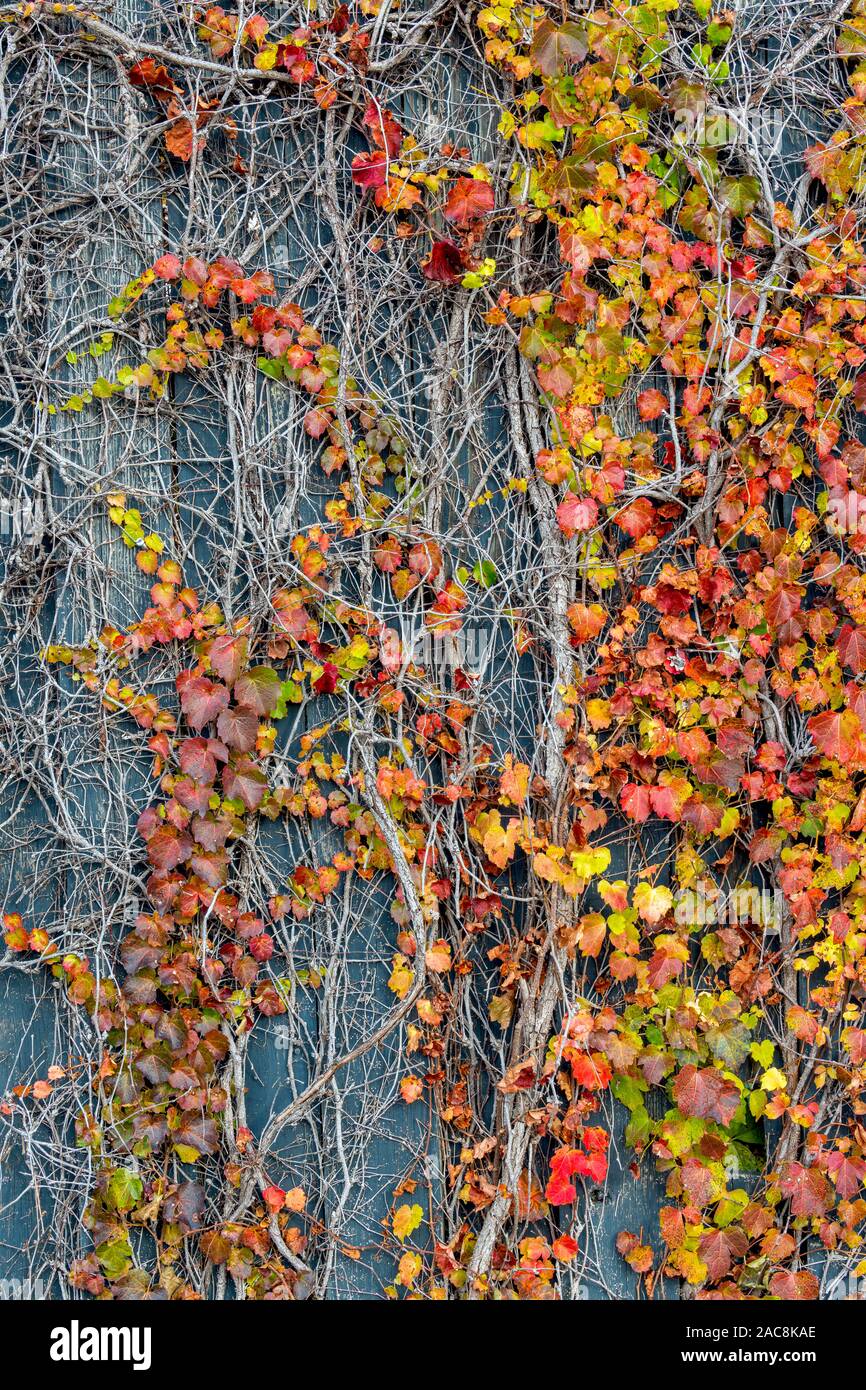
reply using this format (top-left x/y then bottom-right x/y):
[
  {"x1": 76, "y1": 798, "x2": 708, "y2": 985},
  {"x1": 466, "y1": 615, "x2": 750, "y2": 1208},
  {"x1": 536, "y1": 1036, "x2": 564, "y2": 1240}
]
[{"x1": 3, "y1": 0, "x2": 866, "y2": 1300}]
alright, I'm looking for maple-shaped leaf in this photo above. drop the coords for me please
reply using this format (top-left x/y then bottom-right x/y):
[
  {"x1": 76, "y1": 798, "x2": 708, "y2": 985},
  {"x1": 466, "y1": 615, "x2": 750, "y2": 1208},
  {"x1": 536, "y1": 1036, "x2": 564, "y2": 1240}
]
[
  {"x1": 779, "y1": 1161, "x2": 831, "y2": 1217},
  {"x1": 209, "y1": 633, "x2": 248, "y2": 684},
  {"x1": 221, "y1": 757, "x2": 267, "y2": 811},
  {"x1": 216, "y1": 706, "x2": 258, "y2": 752},
  {"x1": 697, "y1": 1228, "x2": 747, "y2": 1282},
  {"x1": 613, "y1": 496, "x2": 655, "y2": 540},
  {"x1": 172, "y1": 779, "x2": 210, "y2": 823},
  {"x1": 768, "y1": 1269, "x2": 819, "y2": 1300},
  {"x1": 128, "y1": 57, "x2": 181, "y2": 101},
  {"x1": 425, "y1": 938, "x2": 452, "y2": 973},
  {"x1": 636, "y1": 388, "x2": 666, "y2": 421},
  {"x1": 392, "y1": 1203, "x2": 423, "y2": 1241},
  {"x1": 373, "y1": 535, "x2": 402, "y2": 572},
  {"x1": 673, "y1": 1065, "x2": 740, "y2": 1127},
  {"x1": 234, "y1": 666, "x2": 281, "y2": 715},
  {"x1": 556, "y1": 491, "x2": 598, "y2": 538},
  {"x1": 545, "y1": 1168, "x2": 577, "y2": 1206},
  {"x1": 807, "y1": 708, "x2": 864, "y2": 762},
  {"x1": 634, "y1": 882, "x2": 673, "y2": 924},
  {"x1": 362, "y1": 100, "x2": 402, "y2": 157},
  {"x1": 177, "y1": 737, "x2": 219, "y2": 783},
  {"x1": 765, "y1": 585, "x2": 801, "y2": 628},
  {"x1": 175, "y1": 1113, "x2": 218, "y2": 1158},
  {"x1": 537, "y1": 358, "x2": 577, "y2": 398},
  {"x1": 443, "y1": 177, "x2": 494, "y2": 226},
  {"x1": 190, "y1": 813, "x2": 232, "y2": 851},
  {"x1": 837, "y1": 623, "x2": 866, "y2": 673},
  {"x1": 566, "y1": 602, "x2": 606, "y2": 643},
  {"x1": 313, "y1": 661, "x2": 339, "y2": 695},
  {"x1": 718, "y1": 174, "x2": 760, "y2": 216},
  {"x1": 351, "y1": 150, "x2": 387, "y2": 189},
  {"x1": 153, "y1": 254, "x2": 182, "y2": 280},
  {"x1": 498, "y1": 1058, "x2": 536, "y2": 1093},
  {"x1": 146, "y1": 825, "x2": 193, "y2": 873},
  {"x1": 572, "y1": 1150, "x2": 608, "y2": 1183},
  {"x1": 529, "y1": 18, "x2": 588, "y2": 75},
  {"x1": 676, "y1": 727, "x2": 712, "y2": 765},
  {"x1": 499, "y1": 754, "x2": 530, "y2": 807},
  {"x1": 825, "y1": 1151, "x2": 866, "y2": 1199},
  {"x1": 423, "y1": 240, "x2": 465, "y2": 284},
  {"x1": 178, "y1": 674, "x2": 230, "y2": 730},
  {"x1": 165, "y1": 118, "x2": 196, "y2": 162},
  {"x1": 620, "y1": 782, "x2": 652, "y2": 823}
]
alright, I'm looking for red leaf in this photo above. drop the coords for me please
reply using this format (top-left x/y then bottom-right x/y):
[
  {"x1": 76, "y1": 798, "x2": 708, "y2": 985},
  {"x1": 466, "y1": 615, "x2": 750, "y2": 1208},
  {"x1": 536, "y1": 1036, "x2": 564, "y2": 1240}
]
[
  {"x1": 768, "y1": 1269, "x2": 819, "y2": 1300},
  {"x1": 779, "y1": 1161, "x2": 831, "y2": 1217},
  {"x1": 216, "y1": 706, "x2": 259, "y2": 753},
  {"x1": 128, "y1": 58, "x2": 181, "y2": 101},
  {"x1": 636, "y1": 389, "x2": 667, "y2": 421},
  {"x1": 313, "y1": 662, "x2": 339, "y2": 695},
  {"x1": 165, "y1": 118, "x2": 196, "y2": 162},
  {"x1": 621, "y1": 782, "x2": 652, "y2": 823},
  {"x1": 146, "y1": 826, "x2": 193, "y2": 873},
  {"x1": 613, "y1": 496, "x2": 655, "y2": 540},
  {"x1": 808, "y1": 709, "x2": 864, "y2": 762},
  {"x1": 177, "y1": 674, "x2": 230, "y2": 731},
  {"x1": 362, "y1": 101, "x2": 402, "y2": 158},
  {"x1": 351, "y1": 151, "x2": 387, "y2": 189},
  {"x1": 556, "y1": 492, "x2": 598, "y2": 538},
  {"x1": 222, "y1": 757, "x2": 267, "y2": 811},
  {"x1": 423, "y1": 240, "x2": 465, "y2": 284},
  {"x1": 698, "y1": 1228, "x2": 747, "y2": 1282},
  {"x1": 825, "y1": 1151, "x2": 866, "y2": 1199},
  {"x1": 177, "y1": 737, "x2": 219, "y2": 783},
  {"x1": 153, "y1": 254, "x2": 182, "y2": 280},
  {"x1": 443, "y1": 177, "x2": 494, "y2": 226},
  {"x1": 837, "y1": 623, "x2": 866, "y2": 673},
  {"x1": 673, "y1": 1065, "x2": 740, "y2": 1127}
]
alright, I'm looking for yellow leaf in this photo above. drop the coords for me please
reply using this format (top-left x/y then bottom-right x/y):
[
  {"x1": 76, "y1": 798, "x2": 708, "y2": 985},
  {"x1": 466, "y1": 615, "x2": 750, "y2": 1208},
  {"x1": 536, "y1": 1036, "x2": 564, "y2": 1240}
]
[
  {"x1": 396, "y1": 1251, "x2": 422, "y2": 1287},
  {"x1": 392, "y1": 1203, "x2": 423, "y2": 1242},
  {"x1": 387, "y1": 954, "x2": 414, "y2": 999},
  {"x1": 760, "y1": 1067, "x2": 787, "y2": 1092},
  {"x1": 634, "y1": 882, "x2": 673, "y2": 925}
]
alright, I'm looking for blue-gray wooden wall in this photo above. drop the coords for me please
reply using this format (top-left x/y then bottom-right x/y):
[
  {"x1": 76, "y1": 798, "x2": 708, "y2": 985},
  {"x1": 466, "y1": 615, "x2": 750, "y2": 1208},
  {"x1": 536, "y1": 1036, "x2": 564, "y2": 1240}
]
[{"x1": 0, "y1": 0, "x2": 846, "y2": 1301}]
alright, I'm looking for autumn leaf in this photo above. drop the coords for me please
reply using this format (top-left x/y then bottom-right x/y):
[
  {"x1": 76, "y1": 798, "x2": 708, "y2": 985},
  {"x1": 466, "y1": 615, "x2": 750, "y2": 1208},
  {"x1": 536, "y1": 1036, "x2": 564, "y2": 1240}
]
[
  {"x1": 499, "y1": 754, "x2": 530, "y2": 807},
  {"x1": 673, "y1": 1065, "x2": 741, "y2": 1127},
  {"x1": 351, "y1": 150, "x2": 387, "y2": 189},
  {"x1": 556, "y1": 491, "x2": 598, "y2": 537},
  {"x1": 778, "y1": 1161, "x2": 831, "y2": 1217},
  {"x1": 636, "y1": 389, "x2": 667, "y2": 421},
  {"x1": 400, "y1": 1075, "x2": 424, "y2": 1103},
  {"x1": 443, "y1": 177, "x2": 494, "y2": 226},
  {"x1": 529, "y1": 19, "x2": 588, "y2": 76},
  {"x1": 423, "y1": 240, "x2": 465, "y2": 284},
  {"x1": 837, "y1": 623, "x2": 866, "y2": 673},
  {"x1": 807, "y1": 709, "x2": 865, "y2": 762},
  {"x1": 698, "y1": 1228, "x2": 747, "y2": 1281},
  {"x1": 768, "y1": 1269, "x2": 819, "y2": 1300},
  {"x1": 392, "y1": 1202, "x2": 423, "y2": 1241}
]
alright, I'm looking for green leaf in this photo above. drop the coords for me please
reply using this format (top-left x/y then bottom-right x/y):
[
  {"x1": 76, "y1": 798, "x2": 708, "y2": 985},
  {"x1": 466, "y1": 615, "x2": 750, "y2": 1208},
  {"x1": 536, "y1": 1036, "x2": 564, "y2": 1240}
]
[
  {"x1": 718, "y1": 174, "x2": 760, "y2": 216},
  {"x1": 106, "y1": 1167, "x2": 143, "y2": 1212},
  {"x1": 96, "y1": 1235, "x2": 134, "y2": 1279},
  {"x1": 473, "y1": 558, "x2": 498, "y2": 589}
]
